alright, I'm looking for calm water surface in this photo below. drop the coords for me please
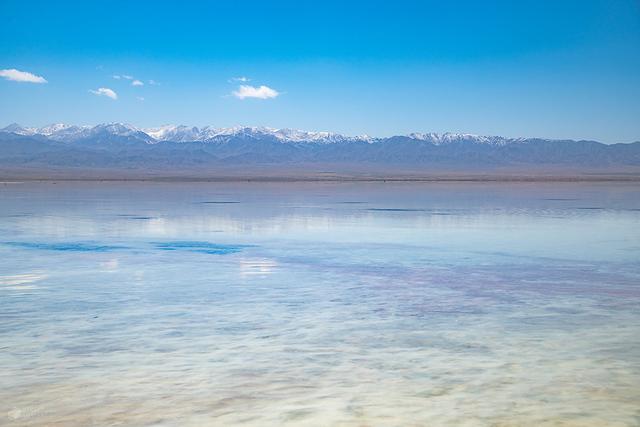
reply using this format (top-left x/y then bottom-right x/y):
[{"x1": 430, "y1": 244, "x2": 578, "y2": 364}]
[{"x1": 1, "y1": 182, "x2": 639, "y2": 426}]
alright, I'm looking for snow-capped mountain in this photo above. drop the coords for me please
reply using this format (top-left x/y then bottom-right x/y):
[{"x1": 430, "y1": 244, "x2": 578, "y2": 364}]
[
  {"x1": 142, "y1": 124, "x2": 373, "y2": 144},
  {"x1": 2, "y1": 123, "x2": 38, "y2": 136},
  {"x1": 1, "y1": 122, "x2": 639, "y2": 175},
  {"x1": 36, "y1": 123, "x2": 78, "y2": 135},
  {"x1": 1, "y1": 123, "x2": 375, "y2": 144},
  {"x1": 407, "y1": 132, "x2": 525, "y2": 146},
  {"x1": 144, "y1": 125, "x2": 201, "y2": 142},
  {"x1": 0, "y1": 122, "x2": 546, "y2": 146},
  {"x1": 0, "y1": 122, "x2": 536, "y2": 145}
]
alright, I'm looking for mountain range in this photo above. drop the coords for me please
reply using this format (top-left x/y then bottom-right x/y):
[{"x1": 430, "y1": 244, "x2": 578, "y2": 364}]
[{"x1": 1, "y1": 123, "x2": 639, "y2": 179}]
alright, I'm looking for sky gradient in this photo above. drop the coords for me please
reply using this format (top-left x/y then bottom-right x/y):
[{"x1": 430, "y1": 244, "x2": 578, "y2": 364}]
[{"x1": 1, "y1": 0, "x2": 639, "y2": 142}]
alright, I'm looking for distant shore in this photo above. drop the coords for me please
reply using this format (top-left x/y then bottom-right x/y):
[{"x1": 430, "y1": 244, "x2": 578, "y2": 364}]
[
  {"x1": 2, "y1": 175, "x2": 640, "y2": 183},
  {"x1": 2, "y1": 165, "x2": 640, "y2": 183}
]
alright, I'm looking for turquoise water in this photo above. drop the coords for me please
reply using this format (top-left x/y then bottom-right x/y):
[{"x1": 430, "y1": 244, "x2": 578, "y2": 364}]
[{"x1": 1, "y1": 182, "x2": 639, "y2": 426}]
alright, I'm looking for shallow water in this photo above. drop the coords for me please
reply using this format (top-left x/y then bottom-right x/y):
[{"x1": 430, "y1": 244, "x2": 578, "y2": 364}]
[{"x1": 1, "y1": 182, "x2": 639, "y2": 426}]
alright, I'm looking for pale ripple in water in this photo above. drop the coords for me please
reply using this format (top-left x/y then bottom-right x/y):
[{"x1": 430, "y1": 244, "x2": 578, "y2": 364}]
[
  {"x1": 154, "y1": 241, "x2": 251, "y2": 255},
  {"x1": 3, "y1": 242, "x2": 128, "y2": 252}
]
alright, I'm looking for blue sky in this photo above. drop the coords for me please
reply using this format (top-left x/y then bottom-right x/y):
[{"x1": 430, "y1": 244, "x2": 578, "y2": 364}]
[{"x1": 1, "y1": 0, "x2": 639, "y2": 142}]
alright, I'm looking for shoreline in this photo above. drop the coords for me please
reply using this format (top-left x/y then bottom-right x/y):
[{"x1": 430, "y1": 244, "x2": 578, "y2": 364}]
[
  {"x1": 2, "y1": 175, "x2": 640, "y2": 183},
  {"x1": 3, "y1": 167, "x2": 640, "y2": 183}
]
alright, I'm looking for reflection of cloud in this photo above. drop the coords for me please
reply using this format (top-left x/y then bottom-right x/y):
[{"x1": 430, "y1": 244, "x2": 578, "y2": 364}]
[
  {"x1": 239, "y1": 258, "x2": 277, "y2": 277},
  {"x1": 0, "y1": 273, "x2": 46, "y2": 291},
  {"x1": 0, "y1": 273, "x2": 46, "y2": 285},
  {"x1": 13, "y1": 211, "x2": 338, "y2": 237},
  {"x1": 133, "y1": 271, "x2": 145, "y2": 284},
  {"x1": 146, "y1": 217, "x2": 168, "y2": 235},
  {"x1": 100, "y1": 258, "x2": 119, "y2": 271}
]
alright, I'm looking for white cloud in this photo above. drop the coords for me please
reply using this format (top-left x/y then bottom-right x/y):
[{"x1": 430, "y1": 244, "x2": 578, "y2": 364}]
[
  {"x1": 136, "y1": 96, "x2": 145, "y2": 101},
  {"x1": 114, "y1": 75, "x2": 154, "y2": 86},
  {"x1": 0, "y1": 68, "x2": 47, "y2": 83},
  {"x1": 89, "y1": 87, "x2": 118, "y2": 100},
  {"x1": 229, "y1": 76, "x2": 250, "y2": 82},
  {"x1": 232, "y1": 84, "x2": 279, "y2": 100}
]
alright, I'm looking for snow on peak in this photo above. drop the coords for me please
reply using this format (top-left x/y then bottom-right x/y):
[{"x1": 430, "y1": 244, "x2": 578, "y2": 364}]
[
  {"x1": 1, "y1": 122, "x2": 527, "y2": 146},
  {"x1": 140, "y1": 125, "x2": 370, "y2": 143},
  {"x1": 2, "y1": 123, "x2": 37, "y2": 135},
  {"x1": 407, "y1": 132, "x2": 517, "y2": 145},
  {"x1": 37, "y1": 123, "x2": 73, "y2": 135},
  {"x1": 92, "y1": 122, "x2": 140, "y2": 134},
  {"x1": 144, "y1": 125, "x2": 201, "y2": 142}
]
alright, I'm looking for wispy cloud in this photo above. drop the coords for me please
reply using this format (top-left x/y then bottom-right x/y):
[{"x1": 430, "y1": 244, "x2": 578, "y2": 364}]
[
  {"x1": 232, "y1": 84, "x2": 279, "y2": 100},
  {"x1": 89, "y1": 87, "x2": 118, "y2": 100},
  {"x1": 114, "y1": 75, "x2": 156, "y2": 86},
  {"x1": 0, "y1": 68, "x2": 47, "y2": 83},
  {"x1": 136, "y1": 96, "x2": 145, "y2": 101},
  {"x1": 229, "y1": 76, "x2": 250, "y2": 82}
]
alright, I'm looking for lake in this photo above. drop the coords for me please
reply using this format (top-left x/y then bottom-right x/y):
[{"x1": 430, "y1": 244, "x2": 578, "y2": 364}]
[{"x1": 1, "y1": 182, "x2": 639, "y2": 426}]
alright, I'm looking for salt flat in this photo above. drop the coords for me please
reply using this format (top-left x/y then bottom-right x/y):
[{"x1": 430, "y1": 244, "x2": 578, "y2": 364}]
[{"x1": 1, "y1": 182, "x2": 639, "y2": 426}]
